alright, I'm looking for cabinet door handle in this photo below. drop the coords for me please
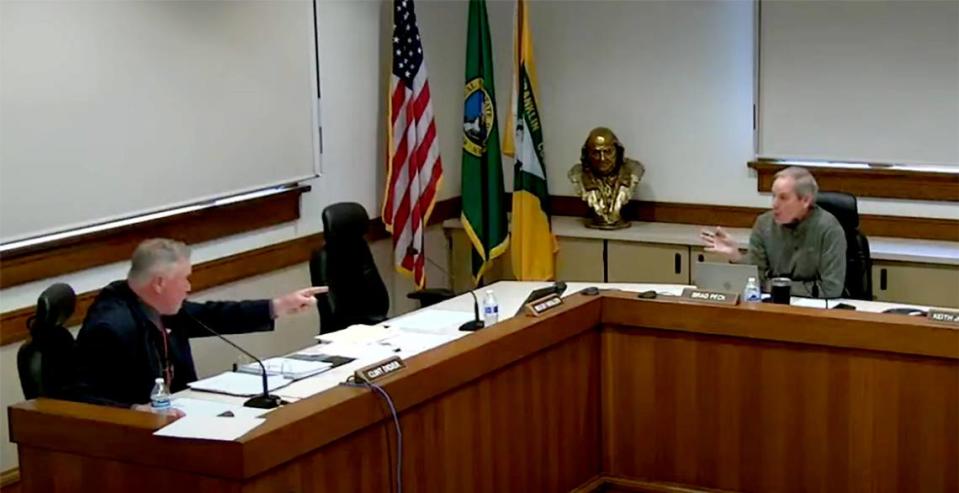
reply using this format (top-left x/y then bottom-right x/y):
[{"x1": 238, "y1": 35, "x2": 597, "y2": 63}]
[
  {"x1": 674, "y1": 253, "x2": 682, "y2": 274},
  {"x1": 697, "y1": 254, "x2": 704, "y2": 262},
  {"x1": 880, "y1": 268, "x2": 887, "y2": 291}
]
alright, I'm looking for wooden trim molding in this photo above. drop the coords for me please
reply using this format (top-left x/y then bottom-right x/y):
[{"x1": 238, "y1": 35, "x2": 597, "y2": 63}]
[
  {"x1": 0, "y1": 197, "x2": 461, "y2": 347},
  {"x1": 748, "y1": 160, "x2": 959, "y2": 202},
  {"x1": 0, "y1": 186, "x2": 310, "y2": 289},
  {"x1": 0, "y1": 468, "x2": 18, "y2": 490},
  {"x1": 571, "y1": 475, "x2": 734, "y2": 493},
  {"x1": 549, "y1": 196, "x2": 959, "y2": 242},
  {"x1": 0, "y1": 233, "x2": 324, "y2": 347}
]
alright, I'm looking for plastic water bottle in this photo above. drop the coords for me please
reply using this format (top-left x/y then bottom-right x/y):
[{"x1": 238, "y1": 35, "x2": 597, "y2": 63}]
[
  {"x1": 150, "y1": 377, "x2": 171, "y2": 411},
  {"x1": 482, "y1": 289, "x2": 499, "y2": 326},
  {"x1": 743, "y1": 277, "x2": 762, "y2": 303}
]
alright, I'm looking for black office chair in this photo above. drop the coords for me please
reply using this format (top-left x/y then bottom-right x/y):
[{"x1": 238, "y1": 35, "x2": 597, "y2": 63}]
[
  {"x1": 17, "y1": 283, "x2": 77, "y2": 400},
  {"x1": 309, "y1": 202, "x2": 453, "y2": 334},
  {"x1": 816, "y1": 192, "x2": 873, "y2": 300}
]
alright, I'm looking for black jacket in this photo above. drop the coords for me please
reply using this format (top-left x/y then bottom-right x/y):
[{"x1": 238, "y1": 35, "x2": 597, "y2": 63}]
[{"x1": 72, "y1": 280, "x2": 274, "y2": 407}]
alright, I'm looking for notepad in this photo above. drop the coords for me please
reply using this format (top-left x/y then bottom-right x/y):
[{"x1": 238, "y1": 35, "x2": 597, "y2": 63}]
[{"x1": 187, "y1": 372, "x2": 290, "y2": 397}]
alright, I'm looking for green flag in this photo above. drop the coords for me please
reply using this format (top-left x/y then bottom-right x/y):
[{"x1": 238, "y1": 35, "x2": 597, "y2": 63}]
[{"x1": 461, "y1": 0, "x2": 507, "y2": 286}]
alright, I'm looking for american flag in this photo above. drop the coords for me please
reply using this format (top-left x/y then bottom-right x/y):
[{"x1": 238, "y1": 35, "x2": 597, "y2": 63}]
[{"x1": 382, "y1": 0, "x2": 443, "y2": 289}]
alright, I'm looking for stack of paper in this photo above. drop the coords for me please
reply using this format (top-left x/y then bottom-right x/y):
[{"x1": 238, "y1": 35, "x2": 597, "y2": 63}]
[
  {"x1": 187, "y1": 372, "x2": 289, "y2": 397},
  {"x1": 236, "y1": 357, "x2": 333, "y2": 380}
]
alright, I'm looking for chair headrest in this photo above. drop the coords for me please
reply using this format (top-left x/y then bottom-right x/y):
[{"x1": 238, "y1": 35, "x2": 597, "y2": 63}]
[
  {"x1": 322, "y1": 202, "x2": 370, "y2": 242},
  {"x1": 33, "y1": 283, "x2": 76, "y2": 330},
  {"x1": 816, "y1": 191, "x2": 859, "y2": 230}
]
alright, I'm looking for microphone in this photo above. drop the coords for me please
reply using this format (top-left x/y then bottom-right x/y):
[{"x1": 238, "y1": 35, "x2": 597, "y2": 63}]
[
  {"x1": 407, "y1": 247, "x2": 482, "y2": 331},
  {"x1": 183, "y1": 312, "x2": 285, "y2": 409},
  {"x1": 553, "y1": 281, "x2": 568, "y2": 296},
  {"x1": 458, "y1": 289, "x2": 485, "y2": 332}
]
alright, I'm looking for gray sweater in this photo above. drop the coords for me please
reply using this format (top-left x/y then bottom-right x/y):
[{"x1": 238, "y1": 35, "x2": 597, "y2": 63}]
[{"x1": 744, "y1": 206, "x2": 847, "y2": 298}]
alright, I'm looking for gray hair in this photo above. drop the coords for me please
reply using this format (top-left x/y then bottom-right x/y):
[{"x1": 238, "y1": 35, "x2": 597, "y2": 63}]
[
  {"x1": 127, "y1": 238, "x2": 190, "y2": 285},
  {"x1": 774, "y1": 166, "x2": 819, "y2": 201}
]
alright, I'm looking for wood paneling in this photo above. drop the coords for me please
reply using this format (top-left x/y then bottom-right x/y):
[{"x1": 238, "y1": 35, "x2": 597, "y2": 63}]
[
  {"x1": 18, "y1": 448, "x2": 238, "y2": 493},
  {"x1": 0, "y1": 233, "x2": 325, "y2": 346},
  {"x1": 749, "y1": 160, "x2": 959, "y2": 202},
  {"x1": 10, "y1": 293, "x2": 959, "y2": 492},
  {"x1": 550, "y1": 195, "x2": 959, "y2": 242},
  {"x1": 602, "y1": 326, "x2": 959, "y2": 493},
  {"x1": 244, "y1": 329, "x2": 601, "y2": 493},
  {"x1": 571, "y1": 475, "x2": 736, "y2": 493},
  {"x1": 10, "y1": 295, "x2": 604, "y2": 490},
  {"x1": 0, "y1": 186, "x2": 309, "y2": 289},
  {"x1": 600, "y1": 292, "x2": 959, "y2": 359},
  {"x1": 0, "y1": 197, "x2": 461, "y2": 347},
  {"x1": 4, "y1": 190, "x2": 952, "y2": 348},
  {"x1": 0, "y1": 469, "x2": 19, "y2": 493}
]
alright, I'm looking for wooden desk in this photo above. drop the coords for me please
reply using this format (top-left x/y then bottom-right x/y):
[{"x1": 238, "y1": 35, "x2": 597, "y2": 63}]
[{"x1": 10, "y1": 293, "x2": 958, "y2": 492}]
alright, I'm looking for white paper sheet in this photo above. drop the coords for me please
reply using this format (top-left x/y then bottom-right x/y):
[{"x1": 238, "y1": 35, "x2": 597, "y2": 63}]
[
  {"x1": 170, "y1": 397, "x2": 270, "y2": 419},
  {"x1": 379, "y1": 330, "x2": 466, "y2": 357},
  {"x1": 315, "y1": 324, "x2": 393, "y2": 344},
  {"x1": 301, "y1": 342, "x2": 396, "y2": 360},
  {"x1": 154, "y1": 415, "x2": 265, "y2": 441},
  {"x1": 187, "y1": 372, "x2": 289, "y2": 397},
  {"x1": 388, "y1": 309, "x2": 473, "y2": 334}
]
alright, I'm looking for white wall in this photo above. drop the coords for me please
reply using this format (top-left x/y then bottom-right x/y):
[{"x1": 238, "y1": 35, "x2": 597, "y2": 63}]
[
  {"x1": 0, "y1": 0, "x2": 448, "y2": 472},
  {"x1": 415, "y1": 0, "x2": 957, "y2": 219}
]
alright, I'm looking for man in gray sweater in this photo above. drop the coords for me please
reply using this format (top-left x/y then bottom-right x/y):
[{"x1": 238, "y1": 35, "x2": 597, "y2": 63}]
[{"x1": 701, "y1": 167, "x2": 847, "y2": 298}]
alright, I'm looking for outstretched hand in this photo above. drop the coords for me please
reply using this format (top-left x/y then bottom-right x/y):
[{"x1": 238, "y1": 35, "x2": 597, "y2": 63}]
[
  {"x1": 699, "y1": 227, "x2": 742, "y2": 263},
  {"x1": 271, "y1": 286, "x2": 328, "y2": 318}
]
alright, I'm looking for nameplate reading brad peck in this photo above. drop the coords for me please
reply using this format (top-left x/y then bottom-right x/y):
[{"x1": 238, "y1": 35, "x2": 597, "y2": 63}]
[{"x1": 680, "y1": 288, "x2": 740, "y2": 306}]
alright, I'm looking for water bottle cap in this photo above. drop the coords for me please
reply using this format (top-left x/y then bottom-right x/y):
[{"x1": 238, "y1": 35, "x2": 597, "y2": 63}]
[
  {"x1": 155, "y1": 377, "x2": 164, "y2": 384},
  {"x1": 485, "y1": 289, "x2": 494, "y2": 295},
  {"x1": 747, "y1": 277, "x2": 756, "y2": 282}
]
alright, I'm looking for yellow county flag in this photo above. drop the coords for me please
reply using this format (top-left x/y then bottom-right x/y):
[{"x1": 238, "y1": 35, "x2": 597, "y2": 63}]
[{"x1": 503, "y1": 0, "x2": 556, "y2": 281}]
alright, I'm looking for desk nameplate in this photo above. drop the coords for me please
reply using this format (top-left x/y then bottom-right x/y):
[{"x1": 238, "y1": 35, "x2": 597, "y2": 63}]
[
  {"x1": 524, "y1": 293, "x2": 564, "y2": 317},
  {"x1": 680, "y1": 288, "x2": 740, "y2": 305},
  {"x1": 928, "y1": 309, "x2": 959, "y2": 326},
  {"x1": 354, "y1": 356, "x2": 405, "y2": 383}
]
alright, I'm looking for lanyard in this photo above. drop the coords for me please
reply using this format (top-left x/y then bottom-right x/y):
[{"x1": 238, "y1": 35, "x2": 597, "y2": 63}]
[{"x1": 153, "y1": 320, "x2": 174, "y2": 389}]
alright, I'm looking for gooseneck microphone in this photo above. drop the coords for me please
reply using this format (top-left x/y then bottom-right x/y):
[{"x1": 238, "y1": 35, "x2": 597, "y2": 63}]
[
  {"x1": 458, "y1": 290, "x2": 485, "y2": 332},
  {"x1": 183, "y1": 312, "x2": 284, "y2": 409}
]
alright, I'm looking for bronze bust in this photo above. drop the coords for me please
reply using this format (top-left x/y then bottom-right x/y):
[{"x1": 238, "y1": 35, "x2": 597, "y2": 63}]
[{"x1": 568, "y1": 127, "x2": 644, "y2": 229}]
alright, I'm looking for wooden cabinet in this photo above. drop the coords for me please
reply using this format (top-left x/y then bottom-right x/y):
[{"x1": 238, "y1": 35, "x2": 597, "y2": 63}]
[
  {"x1": 448, "y1": 229, "x2": 514, "y2": 292},
  {"x1": 873, "y1": 261, "x2": 959, "y2": 308},
  {"x1": 607, "y1": 241, "x2": 689, "y2": 284},
  {"x1": 555, "y1": 237, "x2": 604, "y2": 282}
]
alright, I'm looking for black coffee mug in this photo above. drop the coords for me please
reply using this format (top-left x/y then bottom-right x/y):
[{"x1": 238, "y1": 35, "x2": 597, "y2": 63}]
[{"x1": 770, "y1": 277, "x2": 791, "y2": 304}]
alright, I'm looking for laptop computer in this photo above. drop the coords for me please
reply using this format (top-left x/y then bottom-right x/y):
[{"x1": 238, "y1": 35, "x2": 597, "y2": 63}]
[{"x1": 694, "y1": 262, "x2": 759, "y2": 294}]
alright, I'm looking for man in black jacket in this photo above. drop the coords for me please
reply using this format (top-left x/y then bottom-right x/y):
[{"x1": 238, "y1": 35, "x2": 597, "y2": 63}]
[{"x1": 73, "y1": 238, "x2": 325, "y2": 412}]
